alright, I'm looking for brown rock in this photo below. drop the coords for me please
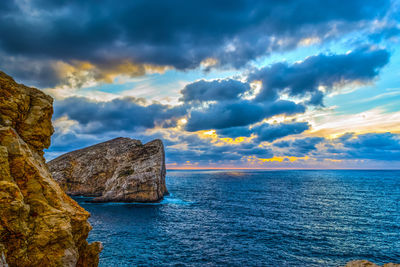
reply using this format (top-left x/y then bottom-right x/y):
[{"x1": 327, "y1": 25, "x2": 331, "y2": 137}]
[
  {"x1": 0, "y1": 71, "x2": 101, "y2": 266},
  {"x1": 48, "y1": 137, "x2": 168, "y2": 203},
  {"x1": 0, "y1": 71, "x2": 53, "y2": 157},
  {"x1": 343, "y1": 260, "x2": 400, "y2": 267}
]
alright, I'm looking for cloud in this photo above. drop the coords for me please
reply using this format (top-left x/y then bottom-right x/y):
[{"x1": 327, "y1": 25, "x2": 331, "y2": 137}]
[
  {"x1": 53, "y1": 97, "x2": 186, "y2": 134},
  {"x1": 0, "y1": 53, "x2": 168, "y2": 88},
  {"x1": 296, "y1": 132, "x2": 400, "y2": 161},
  {"x1": 47, "y1": 123, "x2": 275, "y2": 165},
  {"x1": 249, "y1": 47, "x2": 390, "y2": 105},
  {"x1": 0, "y1": 53, "x2": 62, "y2": 88},
  {"x1": 180, "y1": 79, "x2": 250, "y2": 102},
  {"x1": 273, "y1": 140, "x2": 291, "y2": 148},
  {"x1": 369, "y1": 26, "x2": 400, "y2": 42},
  {"x1": 217, "y1": 122, "x2": 309, "y2": 142},
  {"x1": 0, "y1": 0, "x2": 393, "y2": 87},
  {"x1": 274, "y1": 137, "x2": 325, "y2": 156},
  {"x1": 185, "y1": 100, "x2": 305, "y2": 131},
  {"x1": 165, "y1": 134, "x2": 273, "y2": 164},
  {"x1": 339, "y1": 132, "x2": 400, "y2": 160},
  {"x1": 46, "y1": 114, "x2": 177, "y2": 160},
  {"x1": 46, "y1": 103, "x2": 400, "y2": 165},
  {"x1": 179, "y1": 46, "x2": 389, "y2": 132},
  {"x1": 217, "y1": 126, "x2": 253, "y2": 138},
  {"x1": 253, "y1": 122, "x2": 309, "y2": 142}
]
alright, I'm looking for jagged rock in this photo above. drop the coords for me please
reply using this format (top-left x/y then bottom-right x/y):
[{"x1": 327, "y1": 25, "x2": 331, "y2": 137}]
[
  {"x1": 0, "y1": 71, "x2": 101, "y2": 267},
  {"x1": 343, "y1": 260, "x2": 400, "y2": 267},
  {"x1": 0, "y1": 72, "x2": 53, "y2": 158},
  {"x1": 48, "y1": 137, "x2": 168, "y2": 203}
]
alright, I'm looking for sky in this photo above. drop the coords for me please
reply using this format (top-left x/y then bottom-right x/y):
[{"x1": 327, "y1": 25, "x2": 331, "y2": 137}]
[{"x1": 1, "y1": 0, "x2": 400, "y2": 169}]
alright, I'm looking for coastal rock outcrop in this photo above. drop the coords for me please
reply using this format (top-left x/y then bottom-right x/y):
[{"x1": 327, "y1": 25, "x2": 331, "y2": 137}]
[
  {"x1": 0, "y1": 71, "x2": 101, "y2": 266},
  {"x1": 343, "y1": 260, "x2": 400, "y2": 267},
  {"x1": 48, "y1": 137, "x2": 168, "y2": 203}
]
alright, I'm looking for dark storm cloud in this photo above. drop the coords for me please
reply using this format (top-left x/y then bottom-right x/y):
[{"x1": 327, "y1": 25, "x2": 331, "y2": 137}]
[
  {"x1": 180, "y1": 79, "x2": 250, "y2": 102},
  {"x1": 185, "y1": 100, "x2": 305, "y2": 131},
  {"x1": 0, "y1": 0, "x2": 392, "y2": 86},
  {"x1": 54, "y1": 97, "x2": 187, "y2": 133},
  {"x1": 249, "y1": 47, "x2": 390, "y2": 105}
]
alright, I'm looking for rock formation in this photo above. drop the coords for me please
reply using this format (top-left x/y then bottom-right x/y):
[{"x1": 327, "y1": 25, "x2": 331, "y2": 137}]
[
  {"x1": 343, "y1": 260, "x2": 400, "y2": 267},
  {"x1": 48, "y1": 137, "x2": 167, "y2": 203},
  {"x1": 0, "y1": 71, "x2": 101, "y2": 266}
]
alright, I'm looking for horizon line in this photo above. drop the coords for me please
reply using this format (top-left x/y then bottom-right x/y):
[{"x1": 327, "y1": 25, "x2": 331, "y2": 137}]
[{"x1": 166, "y1": 167, "x2": 400, "y2": 171}]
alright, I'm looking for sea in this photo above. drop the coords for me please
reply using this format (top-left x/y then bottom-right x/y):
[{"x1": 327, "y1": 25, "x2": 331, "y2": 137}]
[{"x1": 74, "y1": 170, "x2": 400, "y2": 266}]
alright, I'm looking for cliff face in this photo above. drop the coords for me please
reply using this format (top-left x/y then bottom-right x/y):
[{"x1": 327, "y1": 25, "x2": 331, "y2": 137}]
[
  {"x1": 0, "y1": 71, "x2": 101, "y2": 267},
  {"x1": 48, "y1": 137, "x2": 168, "y2": 203}
]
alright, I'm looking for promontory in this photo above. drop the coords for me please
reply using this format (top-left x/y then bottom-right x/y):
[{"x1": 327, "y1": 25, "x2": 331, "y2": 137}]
[{"x1": 48, "y1": 137, "x2": 168, "y2": 203}]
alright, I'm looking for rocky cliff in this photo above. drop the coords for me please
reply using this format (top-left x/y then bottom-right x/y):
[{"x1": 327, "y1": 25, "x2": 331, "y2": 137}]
[
  {"x1": 0, "y1": 71, "x2": 101, "y2": 267},
  {"x1": 48, "y1": 137, "x2": 167, "y2": 203}
]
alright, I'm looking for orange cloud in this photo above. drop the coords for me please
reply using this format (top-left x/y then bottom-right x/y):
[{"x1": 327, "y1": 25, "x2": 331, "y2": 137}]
[{"x1": 49, "y1": 59, "x2": 170, "y2": 89}]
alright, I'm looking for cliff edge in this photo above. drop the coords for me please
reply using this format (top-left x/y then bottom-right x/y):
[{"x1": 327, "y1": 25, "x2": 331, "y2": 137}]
[
  {"x1": 0, "y1": 71, "x2": 101, "y2": 266},
  {"x1": 48, "y1": 137, "x2": 168, "y2": 203}
]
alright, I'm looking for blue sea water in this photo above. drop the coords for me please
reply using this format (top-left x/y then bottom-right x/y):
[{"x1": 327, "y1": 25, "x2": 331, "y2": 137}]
[{"x1": 75, "y1": 170, "x2": 400, "y2": 266}]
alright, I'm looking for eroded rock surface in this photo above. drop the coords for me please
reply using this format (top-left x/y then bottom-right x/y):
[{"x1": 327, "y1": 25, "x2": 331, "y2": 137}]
[
  {"x1": 343, "y1": 260, "x2": 400, "y2": 267},
  {"x1": 48, "y1": 137, "x2": 168, "y2": 203},
  {"x1": 0, "y1": 71, "x2": 101, "y2": 267}
]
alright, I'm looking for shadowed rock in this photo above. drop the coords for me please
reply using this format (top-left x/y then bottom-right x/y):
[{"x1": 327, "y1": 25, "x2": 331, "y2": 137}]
[
  {"x1": 48, "y1": 137, "x2": 168, "y2": 203},
  {"x1": 0, "y1": 71, "x2": 101, "y2": 266}
]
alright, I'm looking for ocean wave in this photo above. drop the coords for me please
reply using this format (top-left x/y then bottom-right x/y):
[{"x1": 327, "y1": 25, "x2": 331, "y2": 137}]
[{"x1": 74, "y1": 194, "x2": 193, "y2": 206}]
